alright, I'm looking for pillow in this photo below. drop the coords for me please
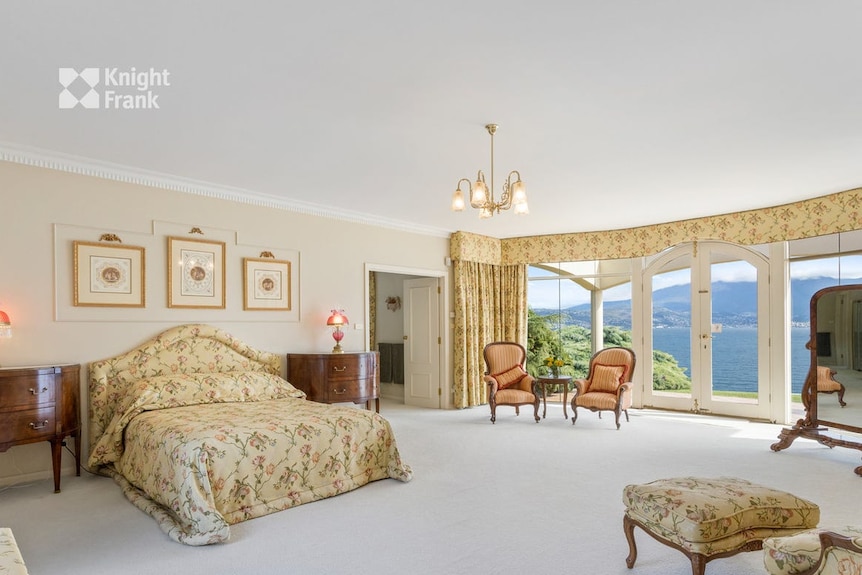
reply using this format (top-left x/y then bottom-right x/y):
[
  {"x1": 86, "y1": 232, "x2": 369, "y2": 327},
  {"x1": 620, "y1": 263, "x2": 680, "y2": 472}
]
[
  {"x1": 589, "y1": 364, "x2": 626, "y2": 393},
  {"x1": 492, "y1": 365, "x2": 527, "y2": 389}
]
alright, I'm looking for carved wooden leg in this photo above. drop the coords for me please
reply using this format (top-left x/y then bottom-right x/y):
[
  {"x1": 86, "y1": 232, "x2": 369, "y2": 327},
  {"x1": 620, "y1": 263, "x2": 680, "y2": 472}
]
[
  {"x1": 571, "y1": 405, "x2": 579, "y2": 425},
  {"x1": 624, "y1": 409, "x2": 630, "y2": 423},
  {"x1": 623, "y1": 514, "x2": 638, "y2": 569},
  {"x1": 73, "y1": 429, "x2": 81, "y2": 476},
  {"x1": 771, "y1": 427, "x2": 801, "y2": 451},
  {"x1": 533, "y1": 397, "x2": 540, "y2": 422},
  {"x1": 614, "y1": 406, "x2": 622, "y2": 429},
  {"x1": 690, "y1": 553, "x2": 707, "y2": 575},
  {"x1": 838, "y1": 384, "x2": 847, "y2": 407},
  {"x1": 490, "y1": 398, "x2": 496, "y2": 423},
  {"x1": 515, "y1": 406, "x2": 520, "y2": 416},
  {"x1": 50, "y1": 438, "x2": 62, "y2": 493}
]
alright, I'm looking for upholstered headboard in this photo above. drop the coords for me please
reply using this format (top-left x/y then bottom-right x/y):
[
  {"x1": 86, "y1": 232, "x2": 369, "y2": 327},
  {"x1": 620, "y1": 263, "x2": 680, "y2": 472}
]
[{"x1": 88, "y1": 324, "x2": 281, "y2": 449}]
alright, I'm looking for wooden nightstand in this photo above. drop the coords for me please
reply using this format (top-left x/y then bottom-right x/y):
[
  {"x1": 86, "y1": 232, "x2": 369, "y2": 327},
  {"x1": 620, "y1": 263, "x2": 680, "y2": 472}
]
[
  {"x1": 0, "y1": 364, "x2": 81, "y2": 492},
  {"x1": 286, "y1": 352, "x2": 380, "y2": 412}
]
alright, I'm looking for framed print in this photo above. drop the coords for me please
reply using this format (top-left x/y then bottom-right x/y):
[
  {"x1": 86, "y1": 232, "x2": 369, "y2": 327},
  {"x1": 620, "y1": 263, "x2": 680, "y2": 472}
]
[
  {"x1": 243, "y1": 257, "x2": 291, "y2": 310},
  {"x1": 73, "y1": 241, "x2": 145, "y2": 307},
  {"x1": 168, "y1": 237, "x2": 226, "y2": 308}
]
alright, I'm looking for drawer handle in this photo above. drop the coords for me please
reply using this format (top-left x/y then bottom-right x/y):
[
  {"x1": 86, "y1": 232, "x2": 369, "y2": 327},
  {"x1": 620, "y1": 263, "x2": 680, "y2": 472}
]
[
  {"x1": 29, "y1": 386, "x2": 48, "y2": 395},
  {"x1": 29, "y1": 420, "x2": 49, "y2": 430},
  {"x1": 332, "y1": 388, "x2": 347, "y2": 395},
  {"x1": 332, "y1": 366, "x2": 347, "y2": 372}
]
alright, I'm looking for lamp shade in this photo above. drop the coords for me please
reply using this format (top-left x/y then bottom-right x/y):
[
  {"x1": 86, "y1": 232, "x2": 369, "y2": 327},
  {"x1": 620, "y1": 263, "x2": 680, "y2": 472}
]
[
  {"x1": 451, "y1": 188, "x2": 466, "y2": 211},
  {"x1": 0, "y1": 309, "x2": 11, "y2": 339},
  {"x1": 511, "y1": 180, "x2": 527, "y2": 205},
  {"x1": 327, "y1": 310, "x2": 348, "y2": 326},
  {"x1": 470, "y1": 179, "x2": 488, "y2": 208}
]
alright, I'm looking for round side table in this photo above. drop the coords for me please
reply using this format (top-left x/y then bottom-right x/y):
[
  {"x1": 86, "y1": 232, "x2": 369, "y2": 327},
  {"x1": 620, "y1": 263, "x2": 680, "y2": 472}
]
[{"x1": 536, "y1": 375, "x2": 573, "y2": 419}]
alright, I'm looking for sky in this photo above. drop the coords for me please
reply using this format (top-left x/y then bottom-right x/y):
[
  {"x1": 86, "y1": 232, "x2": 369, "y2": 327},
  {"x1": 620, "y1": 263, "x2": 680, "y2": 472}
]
[{"x1": 528, "y1": 256, "x2": 862, "y2": 309}]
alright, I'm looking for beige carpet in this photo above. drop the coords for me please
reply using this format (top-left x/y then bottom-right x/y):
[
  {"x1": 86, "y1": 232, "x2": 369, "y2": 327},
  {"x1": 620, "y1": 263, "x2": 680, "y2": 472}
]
[{"x1": 2, "y1": 400, "x2": 859, "y2": 575}]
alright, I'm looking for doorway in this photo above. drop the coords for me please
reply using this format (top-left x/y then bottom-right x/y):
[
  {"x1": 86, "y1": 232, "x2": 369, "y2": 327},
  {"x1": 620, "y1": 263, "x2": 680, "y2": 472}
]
[
  {"x1": 366, "y1": 264, "x2": 447, "y2": 409},
  {"x1": 642, "y1": 241, "x2": 771, "y2": 419}
]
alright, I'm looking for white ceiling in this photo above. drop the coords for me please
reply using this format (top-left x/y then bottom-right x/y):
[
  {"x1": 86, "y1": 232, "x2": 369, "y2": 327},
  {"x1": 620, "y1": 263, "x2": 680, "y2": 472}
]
[{"x1": 3, "y1": 1, "x2": 862, "y2": 239}]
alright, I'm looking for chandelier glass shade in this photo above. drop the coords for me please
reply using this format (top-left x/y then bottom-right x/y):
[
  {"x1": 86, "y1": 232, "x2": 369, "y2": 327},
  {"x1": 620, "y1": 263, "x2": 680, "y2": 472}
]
[{"x1": 451, "y1": 124, "x2": 529, "y2": 218}]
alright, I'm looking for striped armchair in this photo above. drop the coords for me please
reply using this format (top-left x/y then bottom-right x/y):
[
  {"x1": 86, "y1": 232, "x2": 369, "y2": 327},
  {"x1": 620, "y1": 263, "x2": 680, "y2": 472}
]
[
  {"x1": 571, "y1": 347, "x2": 636, "y2": 430},
  {"x1": 483, "y1": 342, "x2": 540, "y2": 424}
]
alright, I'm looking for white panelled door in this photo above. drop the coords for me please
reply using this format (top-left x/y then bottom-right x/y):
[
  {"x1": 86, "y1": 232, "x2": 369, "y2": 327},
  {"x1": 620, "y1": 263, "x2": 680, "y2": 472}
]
[{"x1": 403, "y1": 277, "x2": 441, "y2": 408}]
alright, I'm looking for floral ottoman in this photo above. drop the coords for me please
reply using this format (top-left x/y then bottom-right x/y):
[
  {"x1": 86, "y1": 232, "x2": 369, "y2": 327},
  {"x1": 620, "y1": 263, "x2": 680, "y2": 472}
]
[
  {"x1": 763, "y1": 525, "x2": 862, "y2": 575},
  {"x1": 622, "y1": 477, "x2": 820, "y2": 575}
]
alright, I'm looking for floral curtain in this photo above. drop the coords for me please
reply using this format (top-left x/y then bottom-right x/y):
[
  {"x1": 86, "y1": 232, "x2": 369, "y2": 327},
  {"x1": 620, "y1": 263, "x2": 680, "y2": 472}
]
[
  {"x1": 452, "y1": 260, "x2": 527, "y2": 408},
  {"x1": 369, "y1": 271, "x2": 377, "y2": 352},
  {"x1": 502, "y1": 187, "x2": 862, "y2": 264}
]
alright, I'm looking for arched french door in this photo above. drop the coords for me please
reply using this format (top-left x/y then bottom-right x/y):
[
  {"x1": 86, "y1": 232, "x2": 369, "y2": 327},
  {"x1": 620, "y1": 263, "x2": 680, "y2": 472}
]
[{"x1": 642, "y1": 241, "x2": 771, "y2": 419}]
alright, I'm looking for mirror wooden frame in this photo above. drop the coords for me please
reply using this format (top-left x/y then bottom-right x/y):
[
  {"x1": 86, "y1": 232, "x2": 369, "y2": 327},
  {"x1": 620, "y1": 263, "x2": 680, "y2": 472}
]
[{"x1": 772, "y1": 284, "x2": 862, "y2": 476}]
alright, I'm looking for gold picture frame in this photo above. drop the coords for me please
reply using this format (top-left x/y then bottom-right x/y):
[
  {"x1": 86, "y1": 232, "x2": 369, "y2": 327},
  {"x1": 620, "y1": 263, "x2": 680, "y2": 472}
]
[
  {"x1": 243, "y1": 257, "x2": 291, "y2": 311},
  {"x1": 167, "y1": 237, "x2": 226, "y2": 309},
  {"x1": 73, "y1": 241, "x2": 146, "y2": 307}
]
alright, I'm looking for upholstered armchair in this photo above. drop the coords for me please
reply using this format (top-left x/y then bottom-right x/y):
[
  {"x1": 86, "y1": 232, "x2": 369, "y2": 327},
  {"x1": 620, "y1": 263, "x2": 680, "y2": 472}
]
[
  {"x1": 571, "y1": 347, "x2": 636, "y2": 430},
  {"x1": 816, "y1": 365, "x2": 847, "y2": 407},
  {"x1": 483, "y1": 342, "x2": 540, "y2": 424}
]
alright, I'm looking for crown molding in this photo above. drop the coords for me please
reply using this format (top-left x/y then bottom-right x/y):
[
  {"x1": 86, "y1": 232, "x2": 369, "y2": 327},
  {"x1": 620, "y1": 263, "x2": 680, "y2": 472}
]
[{"x1": 0, "y1": 142, "x2": 451, "y2": 238}]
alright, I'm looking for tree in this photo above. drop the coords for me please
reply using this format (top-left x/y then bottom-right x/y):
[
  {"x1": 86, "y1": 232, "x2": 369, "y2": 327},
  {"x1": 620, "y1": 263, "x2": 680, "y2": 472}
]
[
  {"x1": 526, "y1": 308, "x2": 560, "y2": 376},
  {"x1": 651, "y1": 349, "x2": 691, "y2": 391},
  {"x1": 527, "y1": 309, "x2": 690, "y2": 390}
]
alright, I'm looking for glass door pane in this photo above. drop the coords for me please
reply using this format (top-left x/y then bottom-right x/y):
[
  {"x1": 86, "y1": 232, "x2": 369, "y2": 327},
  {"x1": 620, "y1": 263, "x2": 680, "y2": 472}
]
[
  {"x1": 646, "y1": 252, "x2": 695, "y2": 411},
  {"x1": 698, "y1": 244, "x2": 770, "y2": 419},
  {"x1": 708, "y1": 259, "x2": 759, "y2": 405}
]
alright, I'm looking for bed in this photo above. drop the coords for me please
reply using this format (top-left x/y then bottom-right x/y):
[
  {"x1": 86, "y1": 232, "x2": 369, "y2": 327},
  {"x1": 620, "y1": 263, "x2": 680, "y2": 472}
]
[{"x1": 87, "y1": 324, "x2": 412, "y2": 545}]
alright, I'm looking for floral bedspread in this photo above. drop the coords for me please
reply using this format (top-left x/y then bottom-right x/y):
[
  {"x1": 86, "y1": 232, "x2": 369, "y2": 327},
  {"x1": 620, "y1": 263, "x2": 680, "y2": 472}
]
[{"x1": 88, "y1": 371, "x2": 412, "y2": 545}]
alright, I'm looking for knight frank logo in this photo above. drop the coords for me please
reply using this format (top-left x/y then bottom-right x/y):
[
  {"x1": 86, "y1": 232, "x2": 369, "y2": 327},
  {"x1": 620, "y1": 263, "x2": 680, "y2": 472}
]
[
  {"x1": 59, "y1": 68, "x2": 100, "y2": 108},
  {"x1": 58, "y1": 67, "x2": 171, "y2": 109}
]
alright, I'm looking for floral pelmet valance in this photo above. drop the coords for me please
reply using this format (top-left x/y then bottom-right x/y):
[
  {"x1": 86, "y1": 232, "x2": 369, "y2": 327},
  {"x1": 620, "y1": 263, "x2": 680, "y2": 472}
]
[{"x1": 451, "y1": 187, "x2": 862, "y2": 265}]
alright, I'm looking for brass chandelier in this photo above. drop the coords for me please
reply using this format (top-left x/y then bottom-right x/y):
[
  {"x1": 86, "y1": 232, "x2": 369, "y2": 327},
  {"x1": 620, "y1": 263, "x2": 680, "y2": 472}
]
[{"x1": 451, "y1": 123, "x2": 529, "y2": 218}]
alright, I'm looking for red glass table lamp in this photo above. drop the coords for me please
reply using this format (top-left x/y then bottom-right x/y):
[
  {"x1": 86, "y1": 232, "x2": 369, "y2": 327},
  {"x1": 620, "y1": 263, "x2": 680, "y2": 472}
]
[
  {"x1": 0, "y1": 308, "x2": 11, "y2": 339},
  {"x1": 326, "y1": 309, "x2": 348, "y2": 353}
]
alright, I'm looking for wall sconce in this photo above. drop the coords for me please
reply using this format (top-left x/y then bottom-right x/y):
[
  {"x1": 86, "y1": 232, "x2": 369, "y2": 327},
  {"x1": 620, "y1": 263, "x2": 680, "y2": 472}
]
[
  {"x1": 326, "y1": 309, "x2": 348, "y2": 353},
  {"x1": 0, "y1": 307, "x2": 11, "y2": 339}
]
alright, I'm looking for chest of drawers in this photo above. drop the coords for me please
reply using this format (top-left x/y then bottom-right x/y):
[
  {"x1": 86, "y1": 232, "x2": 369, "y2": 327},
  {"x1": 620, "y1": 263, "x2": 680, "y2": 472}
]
[
  {"x1": 286, "y1": 352, "x2": 379, "y2": 412},
  {"x1": 0, "y1": 365, "x2": 81, "y2": 492}
]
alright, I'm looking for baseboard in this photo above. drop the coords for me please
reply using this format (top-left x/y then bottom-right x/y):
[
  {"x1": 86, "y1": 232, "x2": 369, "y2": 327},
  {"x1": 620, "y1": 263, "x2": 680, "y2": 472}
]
[{"x1": 0, "y1": 469, "x2": 52, "y2": 490}]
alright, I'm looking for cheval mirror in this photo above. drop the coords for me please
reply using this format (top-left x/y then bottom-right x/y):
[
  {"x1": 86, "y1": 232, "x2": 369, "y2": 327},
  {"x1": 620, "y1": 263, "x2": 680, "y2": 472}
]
[{"x1": 772, "y1": 284, "x2": 862, "y2": 476}]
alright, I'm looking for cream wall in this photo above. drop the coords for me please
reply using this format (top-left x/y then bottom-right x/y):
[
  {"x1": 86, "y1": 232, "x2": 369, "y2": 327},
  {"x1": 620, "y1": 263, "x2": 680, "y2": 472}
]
[{"x1": 0, "y1": 161, "x2": 450, "y2": 486}]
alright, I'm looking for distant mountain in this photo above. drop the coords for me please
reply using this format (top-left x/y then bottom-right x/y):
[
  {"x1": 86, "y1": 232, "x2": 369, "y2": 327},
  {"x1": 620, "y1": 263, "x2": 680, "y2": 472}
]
[{"x1": 533, "y1": 276, "x2": 862, "y2": 329}]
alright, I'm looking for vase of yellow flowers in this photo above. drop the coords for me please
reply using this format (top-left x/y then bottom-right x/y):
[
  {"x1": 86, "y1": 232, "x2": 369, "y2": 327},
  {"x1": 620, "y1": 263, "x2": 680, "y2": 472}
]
[{"x1": 544, "y1": 356, "x2": 565, "y2": 378}]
